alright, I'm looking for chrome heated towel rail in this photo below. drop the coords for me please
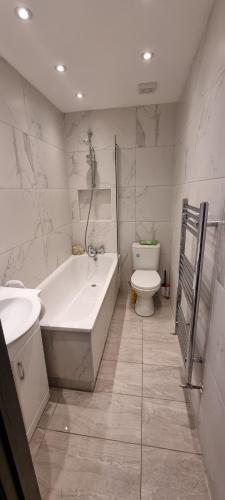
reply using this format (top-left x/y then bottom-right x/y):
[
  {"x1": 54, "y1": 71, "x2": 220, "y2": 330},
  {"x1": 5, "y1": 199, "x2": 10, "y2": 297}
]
[{"x1": 175, "y1": 198, "x2": 209, "y2": 390}]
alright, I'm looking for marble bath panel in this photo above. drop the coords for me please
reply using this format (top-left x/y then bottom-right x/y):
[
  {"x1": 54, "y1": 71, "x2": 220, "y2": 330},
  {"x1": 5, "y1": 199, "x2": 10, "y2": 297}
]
[
  {"x1": 136, "y1": 146, "x2": 174, "y2": 187},
  {"x1": 0, "y1": 57, "x2": 28, "y2": 132},
  {"x1": 136, "y1": 186, "x2": 172, "y2": 222},
  {"x1": 142, "y1": 447, "x2": 210, "y2": 500},
  {"x1": 47, "y1": 390, "x2": 142, "y2": 444},
  {"x1": 66, "y1": 148, "x2": 116, "y2": 189},
  {"x1": 63, "y1": 107, "x2": 136, "y2": 152},
  {"x1": 34, "y1": 430, "x2": 141, "y2": 500},
  {"x1": 136, "y1": 103, "x2": 176, "y2": 148},
  {"x1": 142, "y1": 398, "x2": 201, "y2": 453}
]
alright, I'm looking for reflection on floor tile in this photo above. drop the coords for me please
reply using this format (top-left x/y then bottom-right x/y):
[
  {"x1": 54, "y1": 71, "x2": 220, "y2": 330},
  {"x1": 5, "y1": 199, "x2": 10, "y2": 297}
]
[
  {"x1": 112, "y1": 302, "x2": 142, "y2": 323},
  {"x1": 35, "y1": 430, "x2": 141, "y2": 500},
  {"x1": 47, "y1": 390, "x2": 142, "y2": 444},
  {"x1": 95, "y1": 359, "x2": 142, "y2": 396},
  {"x1": 142, "y1": 398, "x2": 201, "y2": 453},
  {"x1": 143, "y1": 364, "x2": 189, "y2": 402},
  {"x1": 109, "y1": 319, "x2": 142, "y2": 339},
  {"x1": 142, "y1": 447, "x2": 210, "y2": 500},
  {"x1": 29, "y1": 428, "x2": 45, "y2": 460},
  {"x1": 143, "y1": 337, "x2": 182, "y2": 367},
  {"x1": 38, "y1": 401, "x2": 57, "y2": 429},
  {"x1": 143, "y1": 306, "x2": 175, "y2": 333},
  {"x1": 103, "y1": 336, "x2": 142, "y2": 363}
]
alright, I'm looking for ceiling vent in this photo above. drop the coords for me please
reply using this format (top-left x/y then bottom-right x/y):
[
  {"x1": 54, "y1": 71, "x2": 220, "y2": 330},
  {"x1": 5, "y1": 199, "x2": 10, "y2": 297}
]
[{"x1": 138, "y1": 81, "x2": 157, "y2": 94}]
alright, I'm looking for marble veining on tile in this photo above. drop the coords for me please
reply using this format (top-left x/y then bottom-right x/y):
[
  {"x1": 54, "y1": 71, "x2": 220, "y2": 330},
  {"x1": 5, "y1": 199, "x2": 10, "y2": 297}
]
[
  {"x1": 95, "y1": 360, "x2": 142, "y2": 396},
  {"x1": 46, "y1": 390, "x2": 142, "y2": 445}
]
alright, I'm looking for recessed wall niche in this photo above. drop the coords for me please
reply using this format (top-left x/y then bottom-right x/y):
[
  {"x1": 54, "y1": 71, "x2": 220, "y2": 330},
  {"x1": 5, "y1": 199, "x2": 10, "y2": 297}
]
[{"x1": 78, "y1": 189, "x2": 112, "y2": 221}]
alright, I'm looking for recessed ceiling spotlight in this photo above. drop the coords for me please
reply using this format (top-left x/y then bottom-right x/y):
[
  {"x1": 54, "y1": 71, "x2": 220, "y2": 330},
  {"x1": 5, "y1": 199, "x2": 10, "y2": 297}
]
[
  {"x1": 15, "y1": 6, "x2": 32, "y2": 20},
  {"x1": 76, "y1": 92, "x2": 84, "y2": 99},
  {"x1": 142, "y1": 51, "x2": 154, "y2": 61},
  {"x1": 55, "y1": 64, "x2": 67, "y2": 73}
]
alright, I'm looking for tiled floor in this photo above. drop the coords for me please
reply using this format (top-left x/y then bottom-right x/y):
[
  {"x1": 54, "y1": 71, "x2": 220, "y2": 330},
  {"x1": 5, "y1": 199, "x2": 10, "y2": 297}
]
[{"x1": 30, "y1": 293, "x2": 210, "y2": 500}]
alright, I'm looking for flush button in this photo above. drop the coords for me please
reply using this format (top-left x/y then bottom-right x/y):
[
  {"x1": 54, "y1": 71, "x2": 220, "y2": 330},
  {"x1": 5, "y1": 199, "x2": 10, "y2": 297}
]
[{"x1": 136, "y1": 253, "x2": 140, "y2": 257}]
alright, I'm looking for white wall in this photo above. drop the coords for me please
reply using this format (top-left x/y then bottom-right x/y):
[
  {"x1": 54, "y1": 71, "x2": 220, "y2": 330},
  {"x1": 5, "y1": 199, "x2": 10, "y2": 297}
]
[
  {"x1": 0, "y1": 58, "x2": 72, "y2": 287},
  {"x1": 171, "y1": 1, "x2": 225, "y2": 498},
  {"x1": 64, "y1": 104, "x2": 176, "y2": 292}
]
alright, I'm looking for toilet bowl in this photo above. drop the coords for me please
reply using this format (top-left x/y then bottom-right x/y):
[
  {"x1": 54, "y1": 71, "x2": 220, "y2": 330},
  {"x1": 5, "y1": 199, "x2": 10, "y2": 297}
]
[{"x1": 131, "y1": 270, "x2": 161, "y2": 316}]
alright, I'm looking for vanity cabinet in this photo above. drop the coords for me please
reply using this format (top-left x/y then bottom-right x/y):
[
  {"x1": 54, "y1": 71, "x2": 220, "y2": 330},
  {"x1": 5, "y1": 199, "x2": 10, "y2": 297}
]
[{"x1": 8, "y1": 321, "x2": 49, "y2": 441}]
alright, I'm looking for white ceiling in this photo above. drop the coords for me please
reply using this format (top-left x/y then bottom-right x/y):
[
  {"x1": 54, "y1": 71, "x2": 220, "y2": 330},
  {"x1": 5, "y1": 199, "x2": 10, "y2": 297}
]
[{"x1": 0, "y1": 0, "x2": 214, "y2": 112}]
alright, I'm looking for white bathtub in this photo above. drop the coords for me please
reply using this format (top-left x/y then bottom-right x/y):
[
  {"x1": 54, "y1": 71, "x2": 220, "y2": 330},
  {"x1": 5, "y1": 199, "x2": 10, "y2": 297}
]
[{"x1": 39, "y1": 253, "x2": 119, "y2": 390}]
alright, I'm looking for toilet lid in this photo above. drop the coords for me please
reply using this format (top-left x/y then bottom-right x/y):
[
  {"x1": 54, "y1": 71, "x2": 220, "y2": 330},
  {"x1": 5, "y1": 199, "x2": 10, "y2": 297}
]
[{"x1": 131, "y1": 270, "x2": 161, "y2": 290}]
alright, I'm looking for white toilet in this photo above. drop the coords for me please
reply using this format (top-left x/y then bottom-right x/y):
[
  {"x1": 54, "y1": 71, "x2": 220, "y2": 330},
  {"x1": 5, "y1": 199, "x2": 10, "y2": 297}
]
[{"x1": 131, "y1": 242, "x2": 161, "y2": 317}]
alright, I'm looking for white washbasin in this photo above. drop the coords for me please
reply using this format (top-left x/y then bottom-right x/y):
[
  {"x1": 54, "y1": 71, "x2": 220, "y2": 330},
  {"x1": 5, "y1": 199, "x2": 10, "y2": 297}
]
[{"x1": 0, "y1": 287, "x2": 41, "y2": 345}]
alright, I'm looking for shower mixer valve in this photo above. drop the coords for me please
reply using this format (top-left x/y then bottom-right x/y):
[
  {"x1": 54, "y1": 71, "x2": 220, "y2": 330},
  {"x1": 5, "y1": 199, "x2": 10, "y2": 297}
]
[{"x1": 87, "y1": 245, "x2": 105, "y2": 258}]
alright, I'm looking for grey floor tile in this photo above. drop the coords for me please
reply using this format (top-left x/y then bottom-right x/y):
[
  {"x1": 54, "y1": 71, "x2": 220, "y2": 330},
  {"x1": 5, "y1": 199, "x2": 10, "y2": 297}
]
[
  {"x1": 103, "y1": 336, "x2": 142, "y2": 363},
  {"x1": 46, "y1": 390, "x2": 142, "y2": 444},
  {"x1": 95, "y1": 359, "x2": 142, "y2": 396},
  {"x1": 112, "y1": 302, "x2": 142, "y2": 323},
  {"x1": 143, "y1": 364, "x2": 189, "y2": 402},
  {"x1": 142, "y1": 398, "x2": 201, "y2": 453},
  {"x1": 143, "y1": 336, "x2": 182, "y2": 367},
  {"x1": 29, "y1": 428, "x2": 45, "y2": 460},
  {"x1": 35, "y1": 430, "x2": 141, "y2": 500},
  {"x1": 141, "y1": 447, "x2": 210, "y2": 500},
  {"x1": 109, "y1": 319, "x2": 142, "y2": 339},
  {"x1": 143, "y1": 306, "x2": 175, "y2": 333},
  {"x1": 38, "y1": 400, "x2": 57, "y2": 429}
]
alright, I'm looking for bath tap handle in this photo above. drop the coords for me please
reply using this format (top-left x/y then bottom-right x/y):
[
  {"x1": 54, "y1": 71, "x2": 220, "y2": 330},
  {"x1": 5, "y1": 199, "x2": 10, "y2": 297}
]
[{"x1": 97, "y1": 246, "x2": 105, "y2": 254}]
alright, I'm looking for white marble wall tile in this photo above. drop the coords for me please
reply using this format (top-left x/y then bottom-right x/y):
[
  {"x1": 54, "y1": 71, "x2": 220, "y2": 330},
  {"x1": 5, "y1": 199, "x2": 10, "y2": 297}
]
[
  {"x1": 78, "y1": 189, "x2": 111, "y2": 221},
  {"x1": 136, "y1": 104, "x2": 176, "y2": 148},
  {"x1": 118, "y1": 148, "x2": 136, "y2": 187},
  {"x1": 23, "y1": 79, "x2": 64, "y2": 149},
  {"x1": 0, "y1": 122, "x2": 32, "y2": 188},
  {"x1": 136, "y1": 186, "x2": 172, "y2": 222},
  {"x1": 72, "y1": 221, "x2": 117, "y2": 252},
  {"x1": 69, "y1": 189, "x2": 80, "y2": 221},
  {"x1": 119, "y1": 222, "x2": 135, "y2": 254},
  {"x1": 118, "y1": 187, "x2": 135, "y2": 222},
  {"x1": 135, "y1": 221, "x2": 172, "y2": 255},
  {"x1": 40, "y1": 189, "x2": 71, "y2": 235},
  {"x1": 120, "y1": 253, "x2": 133, "y2": 293},
  {"x1": 0, "y1": 237, "x2": 47, "y2": 287},
  {"x1": 30, "y1": 137, "x2": 68, "y2": 188},
  {"x1": 43, "y1": 224, "x2": 72, "y2": 276},
  {"x1": 136, "y1": 146, "x2": 174, "y2": 186},
  {"x1": 0, "y1": 190, "x2": 42, "y2": 254},
  {"x1": 64, "y1": 107, "x2": 136, "y2": 152},
  {"x1": 0, "y1": 58, "x2": 27, "y2": 132},
  {"x1": 66, "y1": 149, "x2": 115, "y2": 190}
]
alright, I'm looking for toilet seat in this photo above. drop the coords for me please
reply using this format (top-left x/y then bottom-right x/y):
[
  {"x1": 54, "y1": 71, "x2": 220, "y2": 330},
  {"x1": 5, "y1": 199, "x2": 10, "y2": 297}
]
[{"x1": 131, "y1": 270, "x2": 161, "y2": 291}]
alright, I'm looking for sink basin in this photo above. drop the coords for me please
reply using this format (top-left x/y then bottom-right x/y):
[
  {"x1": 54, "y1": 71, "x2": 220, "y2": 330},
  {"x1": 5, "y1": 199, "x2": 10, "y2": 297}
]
[{"x1": 0, "y1": 287, "x2": 41, "y2": 345}]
